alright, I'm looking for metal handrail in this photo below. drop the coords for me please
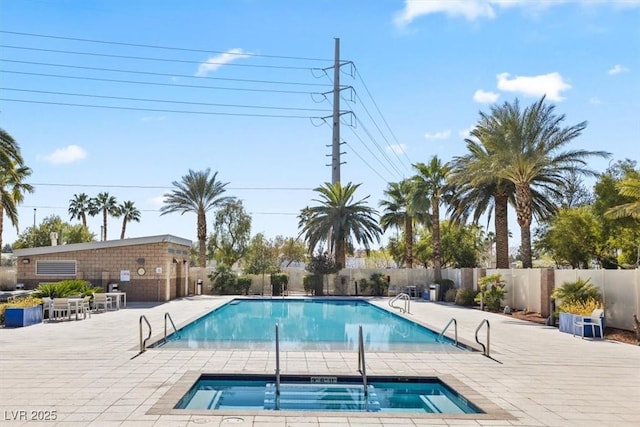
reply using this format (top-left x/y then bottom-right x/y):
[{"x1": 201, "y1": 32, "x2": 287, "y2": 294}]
[
  {"x1": 139, "y1": 315, "x2": 152, "y2": 353},
  {"x1": 164, "y1": 312, "x2": 179, "y2": 342},
  {"x1": 438, "y1": 317, "x2": 458, "y2": 346},
  {"x1": 389, "y1": 292, "x2": 410, "y2": 313},
  {"x1": 357, "y1": 325, "x2": 368, "y2": 397},
  {"x1": 475, "y1": 319, "x2": 490, "y2": 357},
  {"x1": 275, "y1": 323, "x2": 281, "y2": 397}
]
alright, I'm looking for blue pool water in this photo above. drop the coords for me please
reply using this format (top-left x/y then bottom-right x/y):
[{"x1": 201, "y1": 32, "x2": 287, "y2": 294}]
[
  {"x1": 161, "y1": 298, "x2": 464, "y2": 351},
  {"x1": 176, "y1": 374, "x2": 483, "y2": 413}
]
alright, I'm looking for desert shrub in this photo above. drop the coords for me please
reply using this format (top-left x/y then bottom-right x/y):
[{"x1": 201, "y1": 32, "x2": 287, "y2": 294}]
[
  {"x1": 444, "y1": 288, "x2": 457, "y2": 302},
  {"x1": 552, "y1": 277, "x2": 601, "y2": 306},
  {"x1": 475, "y1": 274, "x2": 507, "y2": 312},
  {"x1": 209, "y1": 265, "x2": 241, "y2": 295},
  {"x1": 455, "y1": 288, "x2": 479, "y2": 306},
  {"x1": 32, "y1": 280, "x2": 96, "y2": 298}
]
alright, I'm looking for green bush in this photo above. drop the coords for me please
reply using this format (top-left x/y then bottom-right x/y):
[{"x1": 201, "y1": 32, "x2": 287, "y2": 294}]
[
  {"x1": 32, "y1": 280, "x2": 98, "y2": 298},
  {"x1": 444, "y1": 288, "x2": 457, "y2": 302},
  {"x1": 270, "y1": 273, "x2": 289, "y2": 296},
  {"x1": 552, "y1": 277, "x2": 601, "y2": 307},
  {"x1": 475, "y1": 274, "x2": 507, "y2": 312},
  {"x1": 303, "y1": 275, "x2": 322, "y2": 295},
  {"x1": 360, "y1": 273, "x2": 389, "y2": 296},
  {"x1": 434, "y1": 278, "x2": 455, "y2": 301},
  {"x1": 237, "y1": 276, "x2": 252, "y2": 295},
  {"x1": 455, "y1": 288, "x2": 479, "y2": 306},
  {"x1": 209, "y1": 265, "x2": 241, "y2": 295}
]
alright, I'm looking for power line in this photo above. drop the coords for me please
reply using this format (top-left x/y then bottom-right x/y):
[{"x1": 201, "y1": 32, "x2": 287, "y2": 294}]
[
  {"x1": 1, "y1": 87, "x2": 334, "y2": 113},
  {"x1": 0, "y1": 30, "x2": 335, "y2": 62},
  {"x1": 0, "y1": 98, "x2": 320, "y2": 119},
  {"x1": 343, "y1": 141, "x2": 388, "y2": 183},
  {"x1": 352, "y1": 115, "x2": 404, "y2": 180},
  {"x1": 0, "y1": 70, "x2": 321, "y2": 95},
  {"x1": 345, "y1": 124, "x2": 398, "y2": 180},
  {"x1": 0, "y1": 45, "x2": 330, "y2": 72},
  {"x1": 30, "y1": 183, "x2": 314, "y2": 190},
  {"x1": 0, "y1": 58, "x2": 334, "y2": 87},
  {"x1": 22, "y1": 205, "x2": 300, "y2": 215}
]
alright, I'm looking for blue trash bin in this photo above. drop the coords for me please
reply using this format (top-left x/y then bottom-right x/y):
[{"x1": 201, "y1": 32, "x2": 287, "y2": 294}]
[{"x1": 422, "y1": 290, "x2": 430, "y2": 301}]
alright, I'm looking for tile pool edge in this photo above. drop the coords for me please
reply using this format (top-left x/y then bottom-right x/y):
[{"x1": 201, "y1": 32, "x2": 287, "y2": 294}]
[{"x1": 148, "y1": 371, "x2": 515, "y2": 420}]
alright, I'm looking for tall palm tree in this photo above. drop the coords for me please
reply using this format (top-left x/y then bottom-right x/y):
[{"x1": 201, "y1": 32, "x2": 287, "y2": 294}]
[
  {"x1": 0, "y1": 128, "x2": 24, "y2": 175},
  {"x1": 298, "y1": 182, "x2": 382, "y2": 270},
  {"x1": 115, "y1": 200, "x2": 141, "y2": 239},
  {"x1": 411, "y1": 156, "x2": 451, "y2": 281},
  {"x1": 68, "y1": 193, "x2": 92, "y2": 228},
  {"x1": 89, "y1": 192, "x2": 118, "y2": 241},
  {"x1": 489, "y1": 97, "x2": 608, "y2": 268},
  {"x1": 0, "y1": 163, "x2": 33, "y2": 251},
  {"x1": 379, "y1": 179, "x2": 428, "y2": 268},
  {"x1": 160, "y1": 169, "x2": 233, "y2": 268}
]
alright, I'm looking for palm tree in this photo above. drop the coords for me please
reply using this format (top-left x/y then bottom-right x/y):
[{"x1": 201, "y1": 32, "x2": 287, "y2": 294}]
[
  {"x1": 488, "y1": 97, "x2": 608, "y2": 268},
  {"x1": 411, "y1": 156, "x2": 451, "y2": 281},
  {"x1": 605, "y1": 174, "x2": 640, "y2": 220},
  {"x1": 379, "y1": 179, "x2": 427, "y2": 268},
  {"x1": 89, "y1": 192, "x2": 118, "y2": 241},
  {"x1": 0, "y1": 128, "x2": 24, "y2": 175},
  {"x1": 68, "y1": 193, "x2": 92, "y2": 228},
  {"x1": 160, "y1": 169, "x2": 233, "y2": 268},
  {"x1": 0, "y1": 163, "x2": 33, "y2": 251},
  {"x1": 115, "y1": 200, "x2": 141, "y2": 239},
  {"x1": 298, "y1": 182, "x2": 382, "y2": 270}
]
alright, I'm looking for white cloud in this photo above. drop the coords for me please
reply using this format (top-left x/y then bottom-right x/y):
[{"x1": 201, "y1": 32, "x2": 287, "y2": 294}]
[
  {"x1": 41, "y1": 145, "x2": 87, "y2": 164},
  {"x1": 149, "y1": 195, "x2": 165, "y2": 209},
  {"x1": 473, "y1": 89, "x2": 500, "y2": 103},
  {"x1": 458, "y1": 126, "x2": 475, "y2": 139},
  {"x1": 608, "y1": 64, "x2": 629, "y2": 75},
  {"x1": 196, "y1": 48, "x2": 250, "y2": 76},
  {"x1": 496, "y1": 72, "x2": 571, "y2": 101},
  {"x1": 387, "y1": 144, "x2": 407, "y2": 154},
  {"x1": 589, "y1": 97, "x2": 602, "y2": 105},
  {"x1": 424, "y1": 130, "x2": 451, "y2": 140},
  {"x1": 393, "y1": 0, "x2": 640, "y2": 26}
]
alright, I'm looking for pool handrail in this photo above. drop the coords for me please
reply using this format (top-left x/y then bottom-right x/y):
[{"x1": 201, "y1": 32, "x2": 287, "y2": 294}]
[
  {"x1": 389, "y1": 292, "x2": 410, "y2": 313},
  {"x1": 139, "y1": 315, "x2": 151, "y2": 353},
  {"x1": 164, "y1": 312, "x2": 179, "y2": 342},
  {"x1": 438, "y1": 317, "x2": 458, "y2": 346},
  {"x1": 275, "y1": 323, "x2": 281, "y2": 398},
  {"x1": 357, "y1": 325, "x2": 368, "y2": 397},
  {"x1": 475, "y1": 319, "x2": 490, "y2": 357}
]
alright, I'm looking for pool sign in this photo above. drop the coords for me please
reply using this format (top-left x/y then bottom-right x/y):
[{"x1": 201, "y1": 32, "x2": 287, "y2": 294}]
[{"x1": 120, "y1": 270, "x2": 130, "y2": 282}]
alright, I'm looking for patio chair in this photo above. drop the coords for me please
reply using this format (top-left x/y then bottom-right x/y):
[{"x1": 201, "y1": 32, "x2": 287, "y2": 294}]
[
  {"x1": 573, "y1": 308, "x2": 604, "y2": 339},
  {"x1": 41, "y1": 297, "x2": 52, "y2": 321},
  {"x1": 81, "y1": 296, "x2": 92, "y2": 319},
  {"x1": 51, "y1": 298, "x2": 70, "y2": 321},
  {"x1": 93, "y1": 293, "x2": 112, "y2": 312}
]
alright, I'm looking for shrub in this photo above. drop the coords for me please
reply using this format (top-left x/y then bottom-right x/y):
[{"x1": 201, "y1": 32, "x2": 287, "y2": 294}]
[
  {"x1": 360, "y1": 273, "x2": 388, "y2": 296},
  {"x1": 559, "y1": 298, "x2": 602, "y2": 316},
  {"x1": 552, "y1": 277, "x2": 601, "y2": 306},
  {"x1": 303, "y1": 275, "x2": 322, "y2": 295},
  {"x1": 444, "y1": 288, "x2": 457, "y2": 302},
  {"x1": 270, "y1": 273, "x2": 288, "y2": 296},
  {"x1": 455, "y1": 288, "x2": 479, "y2": 306},
  {"x1": 434, "y1": 278, "x2": 455, "y2": 301},
  {"x1": 32, "y1": 280, "x2": 97, "y2": 298},
  {"x1": 237, "y1": 276, "x2": 252, "y2": 295},
  {"x1": 209, "y1": 265, "x2": 240, "y2": 295},
  {"x1": 475, "y1": 274, "x2": 507, "y2": 312}
]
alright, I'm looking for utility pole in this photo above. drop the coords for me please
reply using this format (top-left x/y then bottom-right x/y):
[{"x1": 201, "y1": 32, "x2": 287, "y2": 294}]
[{"x1": 331, "y1": 37, "x2": 341, "y2": 185}]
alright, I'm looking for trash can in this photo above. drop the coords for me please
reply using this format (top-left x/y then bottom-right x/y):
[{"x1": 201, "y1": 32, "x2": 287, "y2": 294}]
[
  {"x1": 429, "y1": 284, "x2": 440, "y2": 302},
  {"x1": 108, "y1": 283, "x2": 119, "y2": 292},
  {"x1": 196, "y1": 279, "x2": 203, "y2": 295},
  {"x1": 422, "y1": 290, "x2": 430, "y2": 301}
]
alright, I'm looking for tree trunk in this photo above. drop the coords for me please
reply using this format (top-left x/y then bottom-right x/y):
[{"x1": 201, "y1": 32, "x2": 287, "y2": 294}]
[
  {"x1": 494, "y1": 192, "x2": 510, "y2": 268},
  {"x1": 405, "y1": 216, "x2": 413, "y2": 268},
  {"x1": 197, "y1": 210, "x2": 207, "y2": 268},
  {"x1": 515, "y1": 184, "x2": 533, "y2": 268},
  {"x1": 432, "y1": 200, "x2": 442, "y2": 281},
  {"x1": 0, "y1": 206, "x2": 3, "y2": 252},
  {"x1": 335, "y1": 236, "x2": 346, "y2": 270},
  {"x1": 120, "y1": 220, "x2": 126, "y2": 239},
  {"x1": 102, "y1": 209, "x2": 108, "y2": 241}
]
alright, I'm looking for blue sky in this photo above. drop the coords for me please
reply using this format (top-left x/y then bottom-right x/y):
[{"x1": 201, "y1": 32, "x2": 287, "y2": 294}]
[{"x1": 1, "y1": 0, "x2": 639, "y2": 248}]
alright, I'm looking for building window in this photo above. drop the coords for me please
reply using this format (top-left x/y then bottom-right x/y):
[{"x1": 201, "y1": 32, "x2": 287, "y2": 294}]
[{"x1": 36, "y1": 260, "x2": 77, "y2": 276}]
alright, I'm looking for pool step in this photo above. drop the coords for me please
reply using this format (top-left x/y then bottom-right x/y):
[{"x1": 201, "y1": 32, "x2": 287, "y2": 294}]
[
  {"x1": 264, "y1": 383, "x2": 381, "y2": 411},
  {"x1": 184, "y1": 389, "x2": 222, "y2": 410},
  {"x1": 419, "y1": 394, "x2": 465, "y2": 414}
]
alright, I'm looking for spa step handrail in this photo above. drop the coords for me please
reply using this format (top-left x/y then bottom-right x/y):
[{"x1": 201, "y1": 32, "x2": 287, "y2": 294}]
[
  {"x1": 139, "y1": 315, "x2": 152, "y2": 353},
  {"x1": 357, "y1": 325, "x2": 368, "y2": 397},
  {"x1": 389, "y1": 292, "x2": 410, "y2": 313},
  {"x1": 164, "y1": 312, "x2": 179, "y2": 342},
  {"x1": 475, "y1": 319, "x2": 490, "y2": 357},
  {"x1": 438, "y1": 317, "x2": 458, "y2": 346}
]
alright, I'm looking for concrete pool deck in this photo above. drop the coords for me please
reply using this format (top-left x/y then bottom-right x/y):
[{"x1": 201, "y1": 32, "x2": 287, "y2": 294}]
[{"x1": 0, "y1": 295, "x2": 638, "y2": 426}]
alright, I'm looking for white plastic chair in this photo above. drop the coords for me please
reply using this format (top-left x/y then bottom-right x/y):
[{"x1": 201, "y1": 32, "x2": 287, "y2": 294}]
[
  {"x1": 573, "y1": 308, "x2": 604, "y2": 339},
  {"x1": 93, "y1": 293, "x2": 112, "y2": 312},
  {"x1": 41, "y1": 297, "x2": 52, "y2": 321},
  {"x1": 51, "y1": 298, "x2": 70, "y2": 321}
]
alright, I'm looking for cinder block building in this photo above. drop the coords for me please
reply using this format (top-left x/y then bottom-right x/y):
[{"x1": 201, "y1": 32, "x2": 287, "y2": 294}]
[{"x1": 14, "y1": 235, "x2": 192, "y2": 302}]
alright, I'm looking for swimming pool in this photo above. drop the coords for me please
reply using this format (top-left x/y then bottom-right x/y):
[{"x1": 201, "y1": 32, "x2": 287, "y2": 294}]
[
  {"x1": 159, "y1": 298, "x2": 465, "y2": 351},
  {"x1": 175, "y1": 374, "x2": 483, "y2": 414}
]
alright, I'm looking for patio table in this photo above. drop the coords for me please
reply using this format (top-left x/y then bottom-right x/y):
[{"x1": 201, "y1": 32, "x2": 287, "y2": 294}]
[{"x1": 105, "y1": 292, "x2": 126, "y2": 309}]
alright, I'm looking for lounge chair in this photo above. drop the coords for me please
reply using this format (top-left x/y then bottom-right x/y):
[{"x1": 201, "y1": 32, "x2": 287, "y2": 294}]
[
  {"x1": 573, "y1": 308, "x2": 604, "y2": 339},
  {"x1": 81, "y1": 296, "x2": 92, "y2": 319},
  {"x1": 41, "y1": 297, "x2": 52, "y2": 321},
  {"x1": 93, "y1": 293, "x2": 112, "y2": 312}
]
